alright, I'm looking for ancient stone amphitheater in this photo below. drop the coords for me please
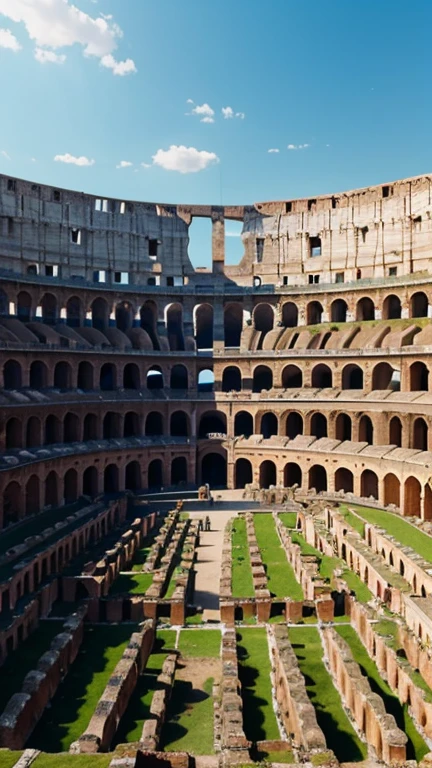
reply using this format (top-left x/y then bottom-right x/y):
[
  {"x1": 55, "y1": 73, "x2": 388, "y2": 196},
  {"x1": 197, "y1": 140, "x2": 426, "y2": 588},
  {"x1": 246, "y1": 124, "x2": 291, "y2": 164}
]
[{"x1": 1, "y1": 171, "x2": 432, "y2": 768}]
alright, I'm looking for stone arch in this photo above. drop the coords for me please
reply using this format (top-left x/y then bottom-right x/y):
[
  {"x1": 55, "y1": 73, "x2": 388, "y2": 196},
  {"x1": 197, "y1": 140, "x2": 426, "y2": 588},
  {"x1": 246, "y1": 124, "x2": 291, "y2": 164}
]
[
  {"x1": 384, "y1": 473, "x2": 400, "y2": 507},
  {"x1": 30, "y1": 360, "x2": 48, "y2": 389},
  {"x1": 222, "y1": 366, "x2": 242, "y2": 392},
  {"x1": 335, "y1": 468, "x2": 354, "y2": 493},
  {"x1": 235, "y1": 458, "x2": 253, "y2": 489},
  {"x1": 103, "y1": 411, "x2": 121, "y2": 439},
  {"x1": 410, "y1": 361, "x2": 429, "y2": 392},
  {"x1": 3, "y1": 359, "x2": 22, "y2": 389},
  {"x1": 25, "y1": 475, "x2": 40, "y2": 516},
  {"x1": 170, "y1": 364, "x2": 188, "y2": 390},
  {"x1": 140, "y1": 300, "x2": 160, "y2": 349},
  {"x1": 309, "y1": 465, "x2": 327, "y2": 492},
  {"x1": 26, "y1": 416, "x2": 41, "y2": 448},
  {"x1": 307, "y1": 301, "x2": 323, "y2": 325},
  {"x1": 389, "y1": 416, "x2": 402, "y2": 447},
  {"x1": 83, "y1": 413, "x2": 98, "y2": 440},
  {"x1": 330, "y1": 299, "x2": 347, "y2": 323},
  {"x1": 147, "y1": 366, "x2": 164, "y2": 390},
  {"x1": 234, "y1": 411, "x2": 253, "y2": 437},
  {"x1": 259, "y1": 460, "x2": 277, "y2": 488},
  {"x1": 41, "y1": 293, "x2": 57, "y2": 325},
  {"x1": 253, "y1": 365, "x2": 273, "y2": 392},
  {"x1": 123, "y1": 362, "x2": 140, "y2": 390},
  {"x1": 412, "y1": 417, "x2": 428, "y2": 451},
  {"x1": 359, "y1": 414, "x2": 374, "y2": 444},
  {"x1": 125, "y1": 461, "x2": 142, "y2": 491},
  {"x1": 404, "y1": 476, "x2": 421, "y2": 517},
  {"x1": 286, "y1": 412, "x2": 303, "y2": 439},
  {"x1": 198, "y1": 410, "x2": 227, "y2": 438},
  {"x1": 45, "y1": 414, "x2": 61, "y2": 444},
  {"x1": 170, "y1": 411, "x2": 189, "y2": 437},
  {"x1": 282, "y1": 365, "x2": 302, "y2": 388},
  {"x1": 382, "y1": 294, "x2": 401, "y2": 320},
  {"x1": 201, "y1": 451, "x2": 227, "y2": 487},
  {"x1": 260, "y1": 412, "x2": 278, "y2": 439},
  {"x1": 64, "y1": 468, "x2": 78, "y2": 503},
  {"x1": 342, "y1": 364, "x2": 363, "y2": 389},
  {"x1": 124, "y1": 411, "x2": 140, "y2": 437},
  {"x1": 66, "y1": 296, "x2": 82, "y2": 327},
  {"x1": 100, "y1": 362, "x2": 116, "y2": 391},
  {"x1": 284, "y1": 462, "x2": 302, "y2": 488},
  {"x1": 77, "y1": 361, "x2": 94, "y2": 391},
  {"x1": 410, "y1": 291, "x2": 428, "y2": 318},
  {"x1": 282, "y1": 301, "x2": 298, "y2": 328},
  {"x1": 83, "y1": 466, "x2": 98, "y2": 496},
  {"x1": 17, "y1": 291, "x2": 32, "y2": 322},
  {"x1": 356, "y1": 296, "x2": 375, "y2": 321},
  {"x1": 115, "y1": 301, "x2": 134, "y2": 332},
  {"x1": 224, "y1": 303, "x2": 243, "y2": 347},
  {"x1": 171, "y1": 457, "x2": 188, "y2": 485},
  {"x1": 91, "y1": 297, "x2": 109, "y2": 331},
  {"x1": 195, "y1": 303, "x2": 213, "y2": 349},
  {"x1": 310, "y1": 412, "x2": 328, "y2": 438},
  {"x1": 253, "y1": 303, "x2": 274, "y2": 348},
  {"x1": 372, "y1": 362, "x2": 396, "y2": 390},
  {"x1": 311, "y1": 364, "x2": 332, "y2": 388},
  {"x1": 64, "y1": 412, "x2": 80, "y2": 442},
  {"x1": 198, "y1": 368, "x2": 214, "y2": 392},
  {"x1": 54, "y1": 361, "x2": 72, "y2": 389},
  {"x1": 4, "y1": 481, "x2": 22, "y2": 525},
  {"x1": 335, "y1": 413, "x2": 352, "y2": 441},
  {"x1": 361, "y1": 469, "x2": 378, "y2": 499},
  {"x1": 6, "y1": 417, "x2": 21, "y2": 449},
  {"x1": 166, "y1": 303, "x2": 185, "y2": 351},
  {"x1": 145, "y1": 412, "x2": 164, "y2": 436},
  {"x1": 104, "y1": 464, "x2": 119, "y2": 493},
  {"x1": 45, "y1": 471, "x2": 59, "y2": 506}
]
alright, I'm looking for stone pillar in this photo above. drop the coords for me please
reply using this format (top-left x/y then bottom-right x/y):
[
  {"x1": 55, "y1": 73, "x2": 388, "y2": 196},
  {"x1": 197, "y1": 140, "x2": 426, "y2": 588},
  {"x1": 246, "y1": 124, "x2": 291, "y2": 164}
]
[
  {"x1": 212, "y1": 208, "x2": 225, "y2": 275},
  {"x1": 213, "y1": 295, "x2": 224, "y2": 353}
]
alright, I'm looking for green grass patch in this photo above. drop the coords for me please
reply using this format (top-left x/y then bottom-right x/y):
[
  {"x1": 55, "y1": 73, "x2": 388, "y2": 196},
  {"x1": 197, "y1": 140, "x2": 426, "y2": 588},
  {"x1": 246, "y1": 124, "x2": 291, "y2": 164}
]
[
  {"x1": 289, "y1": 531, "x2": 318, "y2": 556},
  {"x1": 231, "y1": 518, "x2": 255, "y2": 598},
  {"x1": 178, "y1": 629, "x2": 221, "y2": 658},
  {"x1": 0, "y1": 751, "x2": 23, "y2": 768},
  {"x1": 253, "y1": 515, "x2": 303, "y2": 599},
  {"x1": 34, "y1": 755, "x2": 111, "y2": 768},
  {"x1": 289, "y1": 627, "x2": 367, "y2": 762},
  {"x1": 0, "y1": 621, "x2": 64, "y2": 713},
  {"x1": 161, "y1": 676, "x2": 214, "y2": 754},
  {"x1": 278, "y1": 512, "x2": 297, "y2": 529},
  {"x1": 341, "y1": 569, "x2": 372, "y2": 602},
  {"x1": 254, "y1": 750, "x2": 295, "y2": 763},
  {"x1": 28, "y1": 624, "x2": 135, "y2": 752},
  {"x1": 185, "y1": 612, "x2": 203, "y2": 625},
  {"x1": 237, "y1": 628, "x2": 280, "y2": 741},
  {"x1": 336, "y1": 625, "x2": 429, "y2": 761},
  {"x1": 109, "y1": 572, "x2": 154, "y2": 595}
]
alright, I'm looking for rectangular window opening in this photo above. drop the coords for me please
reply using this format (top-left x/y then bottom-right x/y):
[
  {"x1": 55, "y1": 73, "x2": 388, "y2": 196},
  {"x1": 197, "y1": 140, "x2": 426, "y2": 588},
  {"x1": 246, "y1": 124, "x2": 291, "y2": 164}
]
[
  {"x1": 53, "y1": 190, "x2": 61, "y2": 203},
  {"x1": 93, "y1": 270, "x2": 106, "y2": 283},
  {"x1": 314, "y1": 274, "x2": 320, "y2": 284},
  {"x1": 256, "y1": 238, "x2": 264, "y2": 263},
  {"x1": 114, "y1": 271, "x2": 129, "y2": 284},
  {"x1": 7, "y1": 179, "x2": 16, "y2": 192},
  {"x1": 285, "y1": 202, "x2": 292, "y2": 213},
  {"x1": 335, "y1": 272, "x2": 344, "y2": 283},
  {"x1": 166, "y1": 276, "x2": 174, "y2": 286},
  {"x1": 7, "y1": 217, "x2": 13, "y2": 235},
  {"x1": 45, "y1": 265, "x2": 59, "y2": 277},
  {"x1": 310, "y1": 236, "x2": 322, "y2": 257},
  {"x1": 120, "y1": 201, "x2": 126, "y2": 215},
  {"x1": 389, "y1": 266, "x2": 397, "y2": 277},
  {"x1": 308, "y1": 199, "x2": 316, "y2": 211},
  {"x1": 149, "y1": 238, "x2": 159, "y2": 259},
  {"x1": 382, "y1": 185, "x2": 391, "y2": 198},
  {"x1": 283, "y1": 276, "x2": 289, "y2": 286},
  {"x1": 70, "y1": 228, "x2": 81, "y2": 245}
]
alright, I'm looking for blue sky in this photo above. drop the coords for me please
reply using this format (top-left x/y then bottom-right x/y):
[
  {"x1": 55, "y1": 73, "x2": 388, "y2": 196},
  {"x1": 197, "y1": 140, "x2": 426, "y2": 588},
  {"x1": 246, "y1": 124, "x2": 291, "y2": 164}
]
[{"x1": 0, "y1": 0, "x2": 430, "y2": 268}]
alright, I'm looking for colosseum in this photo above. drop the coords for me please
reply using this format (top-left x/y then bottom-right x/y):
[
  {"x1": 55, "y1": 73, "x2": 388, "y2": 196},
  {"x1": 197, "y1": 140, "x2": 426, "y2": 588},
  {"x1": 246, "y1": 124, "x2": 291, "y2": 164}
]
[{"x1": 1, "y1": 171, "x2": 432, "y2": 768}]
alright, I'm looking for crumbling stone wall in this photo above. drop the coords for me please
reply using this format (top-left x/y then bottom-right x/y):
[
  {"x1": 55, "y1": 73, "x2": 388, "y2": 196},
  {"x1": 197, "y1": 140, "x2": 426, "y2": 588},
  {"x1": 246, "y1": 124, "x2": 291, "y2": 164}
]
[
  {"x1": 218, "y1": 629, "x2": 250, "y2": 752},
  {"x1": 140, "y1": 652, "x2": 178, "y2": 750}
]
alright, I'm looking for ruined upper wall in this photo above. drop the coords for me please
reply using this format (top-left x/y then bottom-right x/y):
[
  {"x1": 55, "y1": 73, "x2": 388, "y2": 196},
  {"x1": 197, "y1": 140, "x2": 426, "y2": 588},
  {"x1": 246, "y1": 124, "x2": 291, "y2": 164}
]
[{"x1": 1, "y1": 172, "x2": 431, "y2": 289}]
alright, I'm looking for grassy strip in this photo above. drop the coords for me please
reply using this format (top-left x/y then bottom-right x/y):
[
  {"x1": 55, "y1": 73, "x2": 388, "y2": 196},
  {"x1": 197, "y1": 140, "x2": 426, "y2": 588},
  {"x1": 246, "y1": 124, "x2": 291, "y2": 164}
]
[
  {"x1": 178, "y1": 629, "x2": 221, "y2": 658},
  {"x1": 28, "y1": 625, "x2": 134, "y2": 752},
  {"x1": 237, "y1": 628, "x2": 280, "y2": 741},
  {"x1": 336, "y1": 625, "x2": 429, "y2": 761},
  {"x1": 161, "y1": 676, "x2": 215, "y2": 754},
  {"x1": 231, "y1": 518, "x2": 255, "y2": 598},
  {"x1": 34, "y1": 755, "x2": 111, "y2": 768},
  {"x1": 373, "y1": 620, "x2": 432, "y2": 702},
  {"x1": 289, "y1": 627, "x2": 367, "y2": 762},
  {"x1": 0, "y1": 621, "x2": 63, "y2": 713},
  {"x1": 115, "y1": 630, "x2": 176, "y2": 744},
  {"x1": 131, "y1": 533, "x2": 157, "y2": 572},
  {"x1": 253, "y1": 515, "x2": 303, "y2": 599},
  {"x1": 109, "y1": 572, "x2": 154, "y2": 595},
  {"x1": 278, "y1": 512, "x2": 298, "y2": 529},
  {"x1": 0, "y1": 752, "x2": 23, "y2": 768}
]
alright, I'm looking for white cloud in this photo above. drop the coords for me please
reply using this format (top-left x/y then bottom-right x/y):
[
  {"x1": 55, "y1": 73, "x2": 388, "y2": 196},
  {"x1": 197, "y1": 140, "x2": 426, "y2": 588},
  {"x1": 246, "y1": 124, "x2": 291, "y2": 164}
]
[
  {"x1": 186, "y1": 98, "x2": 194, "y2": 104},
  {"x1": 287, "y1": 143, "x2": 310, "y2": 150},
  {"x1": 35, "y1": 47, "x2": 65, "y2": 63},
  {"x1": 116, "y1": 160, "x2": 133, "y2": 169},
  {"x1": 152, "y1": 145, "x2": 219, "y2": 174},
  {"x1": 31, "y1": 157, "x2": 36, "y2": 162},
  {"x1": 222, "y1": 106, "x2": 245, "y2": 120},
  {"x1": 201, "y1": 116, "x2": 214, "y2": 124},
  {"x1": 190, "y1": 103, "x2": 215, "y2": 122},
  {"x1": 141, "y1": 162, "x2": 151, "y2": 169},
  {"x1": 0, "y1": 0, "x2": 136, "y2": 75},
  {"x1": 235, "y1": 111, "x2": 245, "y2": 119},
  {"x1": 54, "y1": 153, "x2": 95, "y2": 166},
  {"x1": 0, "y1": 27, "x2": 21, "y2": 51},
  {"x1": 1, "y1": 150, "x2": 10, "y2": 160},
  {"x1": 268, "y1": 148, "x2": 280, "y2": 153},
  {"x1": 225, "y1": 230, "x2": 241, "y2": 237}
]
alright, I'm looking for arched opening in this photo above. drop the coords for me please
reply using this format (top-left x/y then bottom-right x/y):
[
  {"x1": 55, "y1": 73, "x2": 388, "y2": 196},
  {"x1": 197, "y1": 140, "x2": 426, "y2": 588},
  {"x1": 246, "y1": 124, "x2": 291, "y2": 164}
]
[
  {"x1": 372, "y1": 362, "x2": 397, "y2": 390},
  {"x1": 259, "y1": 460, "x2": 277, "y2": 488},
  {"x1": 424, "y1": 485, "x2": 432, "y2": 521},
  {"x1": 361, "y1": 469, "x2": 378, "y2": 499},
  {"x1": 286, "y1": 412, "x2": 303, "y2": 439},
  {"x1": 147, "y1": 366, "x2": 164, "y2": 390},
  {"x1": 17, "y1": 291, "x2": 31, "y2": 323},
  {"x1": 195, "y1": 303, "x2": 213, "y2": 349},
  {"x1": 253, "y1": 303, "x2": 274, "y2": 348},
  {"x1": 198, "y1": 411, "x2": 227, "y2": 438},
  {"x1": 91, "y1": 297, "x2": 109, "y2": 331},
  {"x1": 123, "y1": 363, "x2": 140, "y2": 390},
  {"x1": 307, "y1": 301, "x2": 323, "y2": 325},
  {"x1": 26, "y1": 416, "x2": 41, "y2": 448},
  {"x1": 166, "y1": 304, "x2": 185, "y2": 351},
  {"x1": 145, "y1": 412, "x2": 164, "y2": 436},
  {"x1": 148, "y1": 459, "x2": 163, "y2": 489},
  {"x1": 284, "y1": 462, "x2": 302, "y2": 488},
  {"x1": 104, "y1": 464, "x2": 119, "y2": 493},
  {"x1": 413, "y1": 417, "x2": 428, "y2": 451},
  {"x1": 310, "y1": 413, "x2": 328, "y2": 438},
  {"x1": 77, "y1": 361, "x2": 94, "y2": 391},
  {"x1": 103, "y1": 411, "x2": 121, "y2": 440},
  {"x1": 124, "y1": 411, "x2": 140, "y2": 437},
  {"x1": 330, "y1": 299, "x2": 347, "y2": 323},
  {"x1": 64, "y1": 412, "x2": 80, "y2": 442},
  {"x1": 170, "y1": 365, "x2": 188, "y2": 390},
  {"x1": 309, "y1": 465, "x2": 327, "y2": 492},
  {"x1": 0, "y1": 289, "x2": 7, "y2": 316},
  {"x1": 4, "y1": 481, "x2": 21, "y2": 526},
  {"x1": 224, "y1": 303, "x2": 243, "y2": 347},
  {"x1": 6, "y1": 418, "x2": 21, "y2": 449},
  {"x1": 66, "y1": 296, "x2": 82, "y2": 327},
  {"x1": 125, "y1": 461, "x2": 141, "y2": 491},
  {"x1": 170, "y1": 411, "x2": 189, "y2": 437},
  {"x1": 282, "y1": 365, "x2": 303, "y2": 388},
  {"x1": 410, "y1": 291, "x2": 428, "y2": 318},
  {"x1": 83, "y1": 466, "x2": 98, "y2": 497},
  {"x1": 253, "y1": 365, "x2": 273, "y2": 392},
  {"x1": 64, "y1": 469, "x2": 78, "y2": 503},
  {"x1": 25, "y1": 475, "x2": 40, "y2": 516},
  {"x1": 100, "y1": 363, "x2": 116, "y2": 391},
  {"x1": 389, "y1": 416, "x2": 402, "y2": 447},
  {"x1": 30, "y1": 361, "x2": 48, "y2": 389},
  {"x1": 235, "y1": 458, "x2": 253, "y2": 489},
  {"x1": 83, "y1": 413, "x2": 98, "y2": 441},
  {"x1": 222, "y1": 366, "x2": 242, "y2": 392},
  {"x1": 405, "y1": 476, "x2": 421, "y2": 517},
  {"x1": 410, "y1": 362, "x2": 429, "y2": 392},
  {"x1": 140, "y1": 300, "x2": 160, "y2": 349},
  {"x1": 171, "y1": 457, "x2": 187, "y2": 485},
  {"x1": 260, "y1": 412, "x2": 278, "y2": 439},
  {"x1": 384, "y1": 473, "x2": 400, "y2": 507},
  {"x1": 342, "y1": 364, "x2": 363, "y2": 390},
  {"x1": 335, "y1": 468, "x2": 354, "y2": 493},
  {"x1": 115, "y1": 301, "x2": 134, "y2": 332},
  {"x1": 282, "y1": 302, "x2": 298, "y2": 328},
  {"x1": 201, "y1": 452, "x2": 227, "y2": 487},
  {"x1": 311, "y1": 364, "x2": 332, "y2": 388},
  {"x1": 41, "y1": 293, "x2": 57, "y2": 325},
  {"x1": 234, "y1": 411, "x2": 253, "y2": 437},
  {"x1": 45, "y1": 471, "x2": 59, "y2": 506},
  {"x1": 382, "y1": 294, "x2": 401, "y2": 320},
  {"x1": 335, "y1": 413, "x2": 352, "y2": 441},
  {"x1": 356, "y1": 297, "x2": 375, "y2": 321},
  {"x1": 45, "y1": 415, "x2": 61, "y2": 444},
  {"x1": 3, "y1": 360, "x2": 22, "y2": 389},
  {"x1": 197, "y1": 368, "x2": 214, "y2": 392},
  {"x1": 359, "y1": 414, "x2": 374, "y2": 444},
  {"x1": 54, "y1": 362, "x2": 72, "y2": 390}
]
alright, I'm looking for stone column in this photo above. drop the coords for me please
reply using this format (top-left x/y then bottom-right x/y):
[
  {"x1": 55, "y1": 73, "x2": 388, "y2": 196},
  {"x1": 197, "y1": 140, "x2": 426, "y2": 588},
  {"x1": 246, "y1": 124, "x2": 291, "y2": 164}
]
[{"x1": 212, "y1": 208, "x2": 225, "y2": 275}]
